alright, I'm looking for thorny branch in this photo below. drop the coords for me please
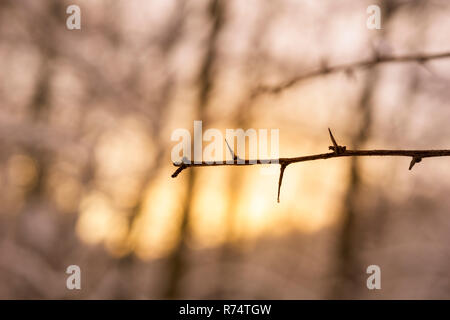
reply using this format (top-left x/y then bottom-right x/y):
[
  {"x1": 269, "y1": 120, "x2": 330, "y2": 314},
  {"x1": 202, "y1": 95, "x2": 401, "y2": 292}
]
[
  {"x1": 171, "y1": 128, "x2": 450, "y2": 202},
  {"x1": 252, "y1": 51, "x2": 450, "y2": 97}
]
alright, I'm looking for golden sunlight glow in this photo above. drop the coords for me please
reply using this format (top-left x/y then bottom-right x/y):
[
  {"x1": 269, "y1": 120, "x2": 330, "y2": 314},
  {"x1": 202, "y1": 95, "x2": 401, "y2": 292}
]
[
  {"x1": 76, "y1": 191, "x2": 115, "y2": 244},
  {"x1": 131, "y1": 170, "x2": 184, "y2": 260},
  {"x1": 189, "y1": 168, "x2": 228, "y2": 248},
  {"x1": 75, "y1": 190, "x2": 130, "y2": 256}
]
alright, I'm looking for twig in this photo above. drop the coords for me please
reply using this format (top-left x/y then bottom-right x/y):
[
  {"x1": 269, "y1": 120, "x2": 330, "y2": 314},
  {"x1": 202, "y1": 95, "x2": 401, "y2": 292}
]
[
  {"x1": 252, "y1": 51, "x2": 450, "y2": 96},
  {"x1": 171, "y1": 128, "x2": 450, "y2": 202}
]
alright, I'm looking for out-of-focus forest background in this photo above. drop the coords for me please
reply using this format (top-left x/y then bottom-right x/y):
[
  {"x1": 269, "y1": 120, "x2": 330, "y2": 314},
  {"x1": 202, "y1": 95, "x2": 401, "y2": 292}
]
[{"x1": 1, "y1": 0, "x2": 450, "y2": 299}]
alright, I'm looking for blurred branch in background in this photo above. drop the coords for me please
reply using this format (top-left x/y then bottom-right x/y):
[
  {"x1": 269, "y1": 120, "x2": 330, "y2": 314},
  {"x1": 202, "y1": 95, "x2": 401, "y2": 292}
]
[
  {"x1": 253, "y1": 51, "x2": 450, "y2": 97},
  {"x1": 329, "y1": 0, "x2": 395, "y2": 299},
  {"x1": 213, "y1": 1, "x2": 277, "y2": 298}
]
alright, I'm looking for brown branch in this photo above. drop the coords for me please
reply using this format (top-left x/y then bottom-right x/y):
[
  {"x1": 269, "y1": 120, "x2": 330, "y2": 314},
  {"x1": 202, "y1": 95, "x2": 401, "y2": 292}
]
[
  {"x1": 171, "y1": 129, "x2": 450, "y2": 202},
  {"x1": 252, "y1": 51, "x2": 450, "y2": 97}
]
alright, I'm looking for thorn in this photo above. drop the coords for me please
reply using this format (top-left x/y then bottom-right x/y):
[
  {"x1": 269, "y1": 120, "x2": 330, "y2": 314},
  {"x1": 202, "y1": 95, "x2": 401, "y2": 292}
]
[
  {"x1": 328, "y1": 128, "x2": 338, "y2": 149},
  {"x1": 225, "y1": 139, "x2": 238, "y2": 161},
  {"x1": 409, "y1": 157, "x2": 422, "y2": 170},
  {"x1": 328, "y1": 128, "x2": 346, "y2": 154},
  {"x1": 277, "y1": 163, "x2": 287, "y2": 203}
]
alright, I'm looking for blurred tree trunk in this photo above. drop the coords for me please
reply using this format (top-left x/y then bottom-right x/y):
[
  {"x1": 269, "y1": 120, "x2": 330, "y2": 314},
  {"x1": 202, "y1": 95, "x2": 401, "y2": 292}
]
[
  {"x1": 163, "y1": 0, "x2": 225, "y2": 299},
  {"x1": 16, "y1": 0, "x2": 62, "y2": 238},
  {"x1": 213, "y1": 3, "x2": 275, "y2": 298},
  {"x1": 109, "y1": 3, "x2": 186, "y2": 300},
  {"x1": 328, "y1": 0, "x2": 397, "y2": 299},
  {"x1": 22, "y1": 0, "x2": 62, "y2": 207},
  {"x1": 6, "y1": 0, "x2": 63, "y2": 298}
]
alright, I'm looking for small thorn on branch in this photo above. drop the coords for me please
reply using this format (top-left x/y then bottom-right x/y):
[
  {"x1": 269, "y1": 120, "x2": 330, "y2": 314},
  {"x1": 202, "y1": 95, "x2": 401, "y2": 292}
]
[
  {"x1": 409, "y1": 156, "x2": 422, "y2": 170},
  {"x1": 225, "y1": 139, "x2": 239, "y2": 161},
  {"x1": 277, "y1": 163, "x2": 288, "y2": 203},
  {"x1": 328, "y1": 128, "x2": 346, "y2": 154}
]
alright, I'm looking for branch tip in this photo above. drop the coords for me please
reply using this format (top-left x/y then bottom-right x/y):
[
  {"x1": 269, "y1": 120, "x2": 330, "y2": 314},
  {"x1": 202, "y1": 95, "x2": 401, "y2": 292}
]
[{"x1": 171, "y1": 163, "x2": 188, "y2": 178}]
